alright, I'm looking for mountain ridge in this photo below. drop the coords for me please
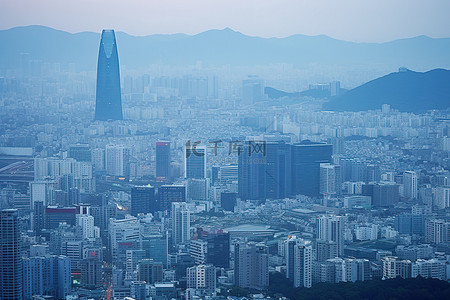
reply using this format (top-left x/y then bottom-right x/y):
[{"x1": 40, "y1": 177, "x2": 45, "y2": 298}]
[
  {"x1": 1, "y1": 25, "x2": 450, "y2": 71},
  {"x1": 324, "y1": 68, "x2": 450, "y2": 113}
]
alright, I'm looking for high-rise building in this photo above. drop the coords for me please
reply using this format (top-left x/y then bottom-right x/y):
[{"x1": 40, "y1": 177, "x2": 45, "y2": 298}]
[
  {"x1": 29, "y1": 180, "x2": 57, "y2": 206},
  {"x1": 320, "y1": 163, "x2": 341, "y2": 196},
  {"x1": 109, "y1": 217, "x2": 141, "y2": 262},
  {"x1": 315, "y1": 240, "x2": 339, "y2": 262},
  {"x1": 105, "y1": 144, "x2": 130, "y2": 178},
  {"x1": 293, "y1": 241, "x2": 313, "y2": 288},
  {"x1": 80, "y1": 249, "x2": 103, "y2": 289},
  {"x1": 234, "y1": 243, "x2": 269, "y2": 290},
  {"x1": 131, "y1": 186, "x2": 157, "y2": 215},
  {"x1": 316, "y1": 215, "x2": 345, "y2": 256},
  {"x1": 95, "y1": 29, "x2": 123, "y2": 121},
  {"x1": 382, "y1": 256, "x2": 413, "y2": 279},
  {"x1": 434, "y1": 186, "x2": 450, "y2": 209},
  {"x1": 242, "y1": 76, "x2": 264, "y2": 104},
  {"x1": 68, "y1": 144, "x2": 92, "y2": 162},
  {"x1": 158, "y1": 185, "x2": 185, "y2": 211},
  {"x1": 171, "y1": 202, "x2": 191, "y2": 245},
  {"x1": 142, "y1": 234, "x2": 169, "y2": 268},
  {"x1": 22, "y1": 255, "x2": 71, "y2": 300},
  {"x1": 156, "y1": 142, "x2": 171, "y2": 180},
  {"x1": 184, "y1": 144, "x2": 206, "y2": 179},
  {"x1": 291, "y1": 141, "x2": 332, "y2": 197},
  {"x1": 238, "y1": 141, "x2": 291, "y2": 201},
  {"x1": 137, "y1": 259, "x2": 163, "y2": 284},
  {"x1": 425, "y1": 219, "x2": 450, "y2": 244},
  {"x1": 284, "y1": 236, "x2": 298, "y2": 281},
  {"x1": 362, "y1": 182, "x2": 399, "y2": 207},
  {"x1": 186, "y1": 178, "x2": 209, "y2": 201},
  {"x1": 188, "y1": 239, "x2": 208, "y2": 265},
  {"x1": 220, "y1": 192, "x2": 237, "y2": 212},
  {"x1": 186, "y1": 264, "x2": 216, "y2": 292},
  {"x1": 204, "y1": 231, "x2": 230, "y2": 268},
  {"x1": 0, "y1": 209, "x2": 22, "y2": 300},
  {"x1": 403, "y1": 171, "x2": 418, "y2": 199}
]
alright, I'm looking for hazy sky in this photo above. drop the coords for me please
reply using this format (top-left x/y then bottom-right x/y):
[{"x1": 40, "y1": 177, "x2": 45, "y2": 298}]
[{"x1": 1, "y1": 0, "x2": 449, "y2": 42}]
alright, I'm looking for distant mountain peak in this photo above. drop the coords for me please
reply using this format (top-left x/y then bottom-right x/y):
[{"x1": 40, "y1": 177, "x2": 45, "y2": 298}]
[{"x1": 324, "y1": 68, "x2": 450, "y2": 113}]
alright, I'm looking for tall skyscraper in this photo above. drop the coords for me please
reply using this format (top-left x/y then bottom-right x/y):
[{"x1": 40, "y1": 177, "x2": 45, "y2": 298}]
[
  {"x1": 238, "y1": 141, "x2": 291, "y2": 201},
  {"x1": 171, "y1": 202, "x2": 191, "y2": 245},
  {"x1": 316, "y1": 215, "x2": 345, "y2": 256},
  {"x1": 156, "y1": 142, "x2": 171, "y2": 180},
  {"x1": 95, "y1": 29, "x2": 123, "y2": 121},
  {"x1": 184, "y1": 144, "x2": 206, "y2": 179},
  {"x1": 291, "y1": 141, "x2": 332, "y2": 197},
  {"x1": 0, "y1": 209, "x2": 23, "y2": 300},
  {"x1": 131, "y1": 186, "x2": 157, "y2": 215}
]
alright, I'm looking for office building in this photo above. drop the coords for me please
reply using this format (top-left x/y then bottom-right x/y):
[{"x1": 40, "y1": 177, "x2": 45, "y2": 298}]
[
  {"x1": 315, "y1": 240, "x2": 339, "y2": 262},
  {"x1": 234, "y1": 243, "x2": 269, "y2": 290},
  {"x1": 158, "y1": 185, "x2": 185, "y2": 211},
  {"x1": 362, "y1": 182, "x2": 399, "y2": 207},
  {"x1": 242, "y1": 76, "x2": 264, "y2": 104},
  {"x1": 434, "y1": 186, "x2": 450, "y2": 209},
  {"x1": 156, "y1": 142, "x2": 171, "y2": 180},
  {"x1": 204, "y1": 231, "x2": 230, "y2": 268},
  {"x1": 403, "y1": 171, "x2": 418, "y2": 199},
  {"x1": 425, "y1": 219, "x2": 450, "y2": 244},
  {"x1": 316, "y1": 215, "x2": 345, "y2": 256},
  {"x1": 142, "y1": 234, "x2": 168, "y2": 268},
  {"x1": 22, "y1": 255, "x2": 71, "y2": 300},
  {"x1": 184, "y1": 144, "x2": 206, "y2": 179},
  {"x1": 171, "y1": 202, "x2": 191, "y2": 245},
  {"x1": 76, "y1": 213, "x2": 99, "y2": 239},
  {"x1": 220, "y1": 192, "x2": 237, "y2": 212},
  {"x1": 109, "y1": 217, "x2": 141, "y2": 262},
  {"x1": 131, "y1": 186, "x2": 157, "y2": 215},
  {"x1": 95, "y1": 29, "x2": 123, "y2": 121},
  {"x1": 186, "y1": 264, "x2": 216, "y2": 292},
  {"x1": 80, "y1": 249, "x2": 103, "y2": 289},
  {"x1": 68, "y1": 144, "x2": 91, "y2": 162},
  {"x1": 30, "y1": 180, "x2": 57, "y2": 206},
  {"x1": 188, "y1": 239, "x2": 207, "y2": 265},
  {"x1": 320, "y1": 163, "x2": 341, "y2": 195},
  {"x1": 238, "y1": 141, "x2": 291, "y2": 201},
  {"x1": 105, "y1": 144, "x2": 130, "y2": 178},
  {"x1": 0, "y1": 209, "x2": 22, "y2": 300},
  {"x1": 291, "y1": 141, "x2": 332, "y2": 197},
  {"x1": 137, "y1": 259, "x2": 163, "y2": 284},
  {"x1": 293, "y1": 241, "x2": 313, "y2": 288}
]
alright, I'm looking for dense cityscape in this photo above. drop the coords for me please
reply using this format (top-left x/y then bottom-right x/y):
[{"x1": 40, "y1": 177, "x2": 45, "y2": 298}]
[{"x1": 1, "y1": 7, "x2": 450, "y2": 300}]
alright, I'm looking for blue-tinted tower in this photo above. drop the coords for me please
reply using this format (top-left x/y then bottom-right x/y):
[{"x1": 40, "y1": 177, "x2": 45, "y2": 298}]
[{"x1": 95, "y1": 29, "x2": 123, "y2": 121}]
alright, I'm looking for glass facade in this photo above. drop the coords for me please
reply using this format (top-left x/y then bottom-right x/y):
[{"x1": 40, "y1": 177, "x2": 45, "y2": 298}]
[{"x1": 95, "y1": 30, "x2": 123, "y2": 121}]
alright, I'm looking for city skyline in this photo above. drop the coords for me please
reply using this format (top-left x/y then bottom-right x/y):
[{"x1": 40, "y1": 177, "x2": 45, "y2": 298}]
[{"x1": 1, "y1": 1, "x2": 450, "y2": 299}]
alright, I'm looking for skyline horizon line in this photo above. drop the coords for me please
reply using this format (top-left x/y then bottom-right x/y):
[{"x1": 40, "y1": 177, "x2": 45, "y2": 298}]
[{"x1": 3, "y1": 24, "x2": 450, "y2": 44}]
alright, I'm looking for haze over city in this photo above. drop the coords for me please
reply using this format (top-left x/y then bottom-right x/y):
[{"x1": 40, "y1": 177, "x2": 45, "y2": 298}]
[
  {"x1": 1, "y1": 1, "x2": 450, "y2": 300},
  {"x1": 1, "y1": 0, "x2": 450, "y2": 42}
]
